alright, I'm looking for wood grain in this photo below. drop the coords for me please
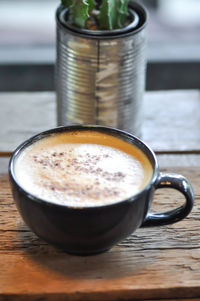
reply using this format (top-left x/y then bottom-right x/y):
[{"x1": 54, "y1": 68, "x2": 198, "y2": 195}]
[
  {"x1": 0, "y1": 92, "x2": 56, "y2": 153},
  {"x1": 0, "y1": 166, "x2": 199, "y2": 300},
  {"x1": 143, "y1": 90, "x2": 200, "y2": 152},
  {"x1": 0, "y1": 90, "x2": 200, "y2": 153},
  {"x1": 0, "y1": 158, "x2": 9, "y2": 173}
]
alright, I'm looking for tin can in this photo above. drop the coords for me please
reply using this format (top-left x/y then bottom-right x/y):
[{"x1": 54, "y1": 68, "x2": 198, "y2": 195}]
[{"x1": 56, "y1": 2, "x2": 147, "y2": 137}]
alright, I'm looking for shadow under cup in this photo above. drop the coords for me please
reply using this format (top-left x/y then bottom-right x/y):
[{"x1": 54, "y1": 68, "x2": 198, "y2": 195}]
[{"x1": 9, "y1": 125, "x2": 194, "y2": 255}]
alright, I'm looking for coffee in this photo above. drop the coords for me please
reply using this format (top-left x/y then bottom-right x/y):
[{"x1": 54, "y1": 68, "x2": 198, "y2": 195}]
[{"x1": 14, "y1": 130, "x2": 153, "y2": 207}]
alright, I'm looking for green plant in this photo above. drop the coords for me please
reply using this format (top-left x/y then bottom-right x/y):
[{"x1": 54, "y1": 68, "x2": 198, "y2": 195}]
[{"x1": 61, "y1": 0, "x2": 130, "y2": 30}]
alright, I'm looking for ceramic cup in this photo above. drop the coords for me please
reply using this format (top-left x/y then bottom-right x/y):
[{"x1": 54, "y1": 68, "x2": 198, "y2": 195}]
[{"x1": 9, "y1": 125, "x2": 194, "y2": 255}]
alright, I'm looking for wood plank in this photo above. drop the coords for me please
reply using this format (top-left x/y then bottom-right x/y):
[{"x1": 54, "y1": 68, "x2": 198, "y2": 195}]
[
  {"x1": 0, "y1": 92, "x2": 56, "y2": 153},
  {"x1": 0, "y1": 158, "x2": 10, "y2": 174},
  {"x1": 0, "y1": 90, "x2": 200, "y2": 154},
  {"x1": 157, "y1": 154, "x2": 200, "y2": 167},
  {"x1": 143, "y1": 90, "x2": 200, "y2": 152},
  {"x1": 1, "y1": 42, "x2": 200, "y2": 64},
  {"x1": 0, "y1": 166, "x2": 199, "y2": 300}
]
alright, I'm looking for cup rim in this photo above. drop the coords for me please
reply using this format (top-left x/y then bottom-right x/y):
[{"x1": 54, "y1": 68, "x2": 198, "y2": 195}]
[{"x1": 9, "y1": 125, "x2": 159, "y2": 210}]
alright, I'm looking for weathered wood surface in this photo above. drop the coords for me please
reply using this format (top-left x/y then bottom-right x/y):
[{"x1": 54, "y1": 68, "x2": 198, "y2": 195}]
[
  {"x1": 0, "y1": 166, "x2": 199, "y2": 300},
  {"x1": 1, "y1": 90, "x2": 200, "y2": 300},
  {"x1": 0, "y1": 92, "x2": 56, "y2": 154},
  {"x1": 0, "y1": 90, "x2": 200, "y2": 153}
]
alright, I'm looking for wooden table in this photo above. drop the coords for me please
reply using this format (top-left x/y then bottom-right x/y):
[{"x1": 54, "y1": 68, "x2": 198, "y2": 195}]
[{"x1": 1, "y1": 90, "x2": 200, "y2": 300}]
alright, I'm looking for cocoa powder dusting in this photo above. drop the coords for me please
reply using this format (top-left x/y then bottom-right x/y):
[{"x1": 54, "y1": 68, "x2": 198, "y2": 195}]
[{"x1": 31, "y1": 148, "x2": 126, "y2": 200}]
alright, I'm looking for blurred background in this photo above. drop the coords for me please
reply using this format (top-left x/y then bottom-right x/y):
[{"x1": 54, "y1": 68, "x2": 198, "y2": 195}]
[{"x1": 0, "y1": 0, "x2": 200, "y2": 91}]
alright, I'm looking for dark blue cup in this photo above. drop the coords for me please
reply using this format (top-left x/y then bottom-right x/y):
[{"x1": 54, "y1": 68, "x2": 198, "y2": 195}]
[{"x1": 9, "y1": 125, "x2": 194, "y2": 255}]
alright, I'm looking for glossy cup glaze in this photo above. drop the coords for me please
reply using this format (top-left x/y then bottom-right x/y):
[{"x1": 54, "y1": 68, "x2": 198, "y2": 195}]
[{"x1": 9, "y1": 125, "x2": 194, "y2": 255}]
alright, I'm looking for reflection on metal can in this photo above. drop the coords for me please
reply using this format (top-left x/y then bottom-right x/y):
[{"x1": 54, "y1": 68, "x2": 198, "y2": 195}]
[{"x1": 56, "y1": 2, "x2": 147, "y2": 137}]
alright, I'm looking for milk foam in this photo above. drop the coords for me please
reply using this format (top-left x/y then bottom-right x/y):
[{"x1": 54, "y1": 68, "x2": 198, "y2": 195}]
[{"x1": 14, "y1": 132, "x2": 153, "y2": 207}]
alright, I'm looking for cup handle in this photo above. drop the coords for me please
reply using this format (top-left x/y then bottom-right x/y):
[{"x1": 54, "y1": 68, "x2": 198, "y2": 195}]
[{"x1": 142, "y1": 173, "x2": 194, "y2": 227}]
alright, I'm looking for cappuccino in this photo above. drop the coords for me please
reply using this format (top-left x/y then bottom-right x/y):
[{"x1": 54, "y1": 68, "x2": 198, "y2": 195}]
[{"x1": 14, "y1": 130, "x2": 153, "y2": 207}]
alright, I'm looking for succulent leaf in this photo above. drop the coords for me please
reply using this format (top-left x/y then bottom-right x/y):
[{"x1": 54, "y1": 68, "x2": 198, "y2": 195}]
[
  {"x1": 70, "y1": 0, "x2": 89, "y2": 28},
  {"x1": 99, "y1": 0, "x2": 129, "y2": 29},
  {"x1": 61, "y1": 0, "x2": 129, "y2": 30},
  {"x1": 117, "y1": 0, "x2": 129, "y2": 28},
  {"x1": 61, "y1": 0, "x2": 73, "y2": 7},
  {"x1": 99, "y1": 0, "x2": 117, "y2": 30},
  {"x1": 88, "y1": 0, "x2": 95, "y2": 14}
]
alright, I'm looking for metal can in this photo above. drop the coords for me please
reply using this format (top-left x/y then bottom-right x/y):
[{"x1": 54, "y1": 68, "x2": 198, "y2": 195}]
[{"x1": 56, "y1": 2, "x2": 147, "y2": 137}]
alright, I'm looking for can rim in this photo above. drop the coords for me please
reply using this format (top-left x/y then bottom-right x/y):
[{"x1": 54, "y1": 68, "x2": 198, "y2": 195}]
[{"x1": 56, "y1": 2, "x2": 147, "y2": 39}]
